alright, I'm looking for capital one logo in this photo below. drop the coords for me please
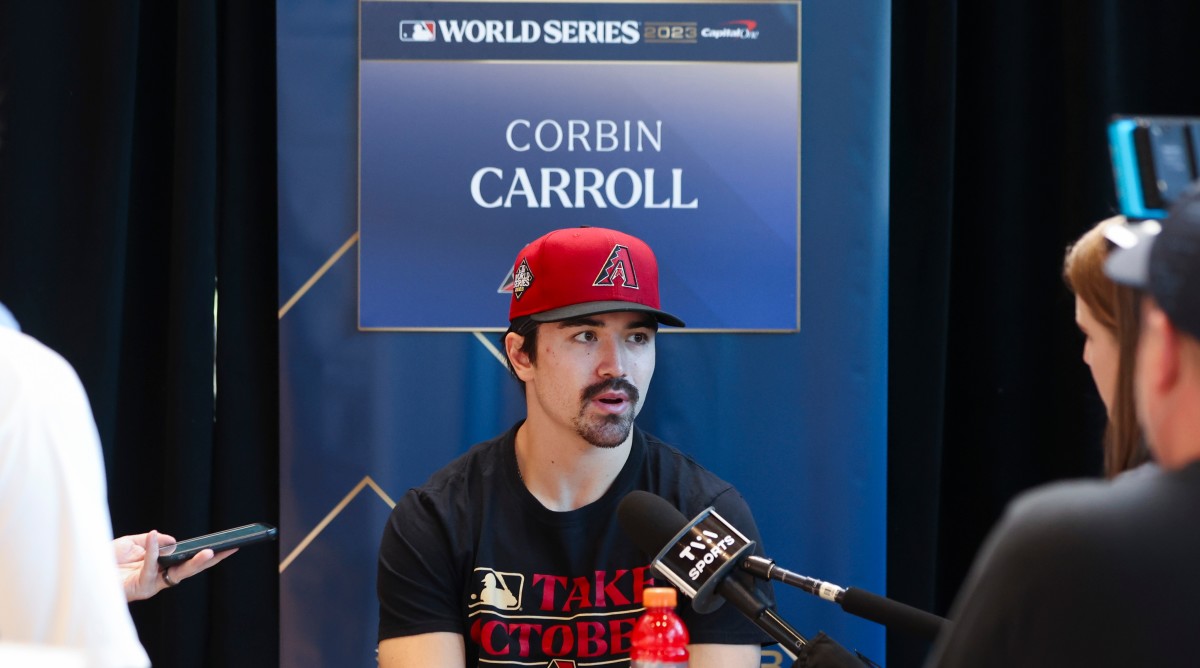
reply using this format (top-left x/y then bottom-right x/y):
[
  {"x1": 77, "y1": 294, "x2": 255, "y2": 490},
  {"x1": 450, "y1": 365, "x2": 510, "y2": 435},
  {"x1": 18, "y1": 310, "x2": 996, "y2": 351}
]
[{"x1": 399, "y1": 20, "x2": 436, "y2": 42}]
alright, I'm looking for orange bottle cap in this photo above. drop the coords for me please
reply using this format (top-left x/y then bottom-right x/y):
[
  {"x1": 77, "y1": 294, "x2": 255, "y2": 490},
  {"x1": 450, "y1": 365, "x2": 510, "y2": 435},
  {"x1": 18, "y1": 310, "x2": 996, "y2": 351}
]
[{"x1": 643, "y1": 587, "x2": 678, "y2": 608}]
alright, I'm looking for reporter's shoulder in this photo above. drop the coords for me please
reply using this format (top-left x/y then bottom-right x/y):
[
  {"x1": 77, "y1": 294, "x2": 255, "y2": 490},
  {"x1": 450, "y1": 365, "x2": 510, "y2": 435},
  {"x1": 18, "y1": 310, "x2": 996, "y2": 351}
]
[
  {"x1": 0, "y1": 328, "x2": 87, "y2": 409},
  {"x1": 1000, "y1": 477, "x2": 1114, "y2": 533},
  {"x1": 1006, "y1": 465, "x2": 1169, "y2": 522},
  {"x1": 993, "y1": 470, "x2": 1167, "y2": 556},
  {"x1": 0, "y1": 327, "x2": 74, "y2": 375}
]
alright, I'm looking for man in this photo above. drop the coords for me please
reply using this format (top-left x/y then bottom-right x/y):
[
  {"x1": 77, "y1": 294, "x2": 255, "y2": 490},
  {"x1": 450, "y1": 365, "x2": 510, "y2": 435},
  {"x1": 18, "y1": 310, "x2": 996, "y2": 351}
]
[
  {"x1": 377, "y1": 227, "x2": 773, "y2": 667},
  {"x1": 926, "y1": 187, "x2": 1200, "y2": 667}
]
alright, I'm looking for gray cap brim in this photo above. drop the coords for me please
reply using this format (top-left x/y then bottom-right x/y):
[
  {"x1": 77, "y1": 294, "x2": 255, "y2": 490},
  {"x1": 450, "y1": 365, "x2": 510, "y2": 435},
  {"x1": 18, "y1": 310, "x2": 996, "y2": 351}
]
[
  {"x1": 529, "y1": 300, "x2": 686, "y2": 327},
  {"x1": 1103, "y1": 221, "x2": 1159, "y2": 289}
]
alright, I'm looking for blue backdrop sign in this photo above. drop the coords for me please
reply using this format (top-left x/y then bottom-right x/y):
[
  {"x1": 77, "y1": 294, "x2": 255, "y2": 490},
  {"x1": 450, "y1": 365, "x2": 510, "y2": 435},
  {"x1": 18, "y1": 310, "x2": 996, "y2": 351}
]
[
  {"x1": 278, "y1": 0, "x2": 890, "y2": 665},
  {"x1": 359, "y1": 2, "x2": 800, "y2": 331}
]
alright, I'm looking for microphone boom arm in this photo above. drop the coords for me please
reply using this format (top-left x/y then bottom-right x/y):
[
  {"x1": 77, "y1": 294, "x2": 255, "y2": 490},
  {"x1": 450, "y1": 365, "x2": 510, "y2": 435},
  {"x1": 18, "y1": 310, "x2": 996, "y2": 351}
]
[
  {"x1": 742, "y1": 555, "x2": 847, "y2": 601},
  {"x1": 715, "y1": 578, "x2": 807, "y2": 661},
  {"x1": 741, "y1": 556, "x2": 947, "y2": 642}
]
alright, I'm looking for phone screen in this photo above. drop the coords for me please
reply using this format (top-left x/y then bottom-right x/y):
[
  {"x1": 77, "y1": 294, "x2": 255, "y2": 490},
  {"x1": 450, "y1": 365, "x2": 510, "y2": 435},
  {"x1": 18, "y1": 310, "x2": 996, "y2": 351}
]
[
  {"x1": 158, "y1": 522, "x2": 278, "y2": 566},
  {"x1": 1146, "y1": 123, "x2": 1196, "y2": 208},
  {"x1": 1109, "y1": 116, "x2": 1200, "y2": 219}
]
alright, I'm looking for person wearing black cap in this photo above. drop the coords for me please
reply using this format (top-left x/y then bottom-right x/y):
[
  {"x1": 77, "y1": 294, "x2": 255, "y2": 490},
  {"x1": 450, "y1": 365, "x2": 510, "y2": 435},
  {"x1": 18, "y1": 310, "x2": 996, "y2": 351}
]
[
  {"x1": 926, "y1": 186, "x2": 1200, "y2": 667},
  {"x1": 376, "y1": 227, "x2": 774, "y2": 668}
]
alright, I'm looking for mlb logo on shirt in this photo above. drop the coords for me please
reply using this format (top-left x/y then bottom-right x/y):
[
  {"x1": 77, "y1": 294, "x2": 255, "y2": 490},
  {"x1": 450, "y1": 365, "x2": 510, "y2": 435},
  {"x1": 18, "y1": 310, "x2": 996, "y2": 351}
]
[
  {"x1": 469, "y1": 568, "x2": 523, "y2": 611},
  {"x1": 399, "y1": 20, "x2": 436, "y2": 42}
]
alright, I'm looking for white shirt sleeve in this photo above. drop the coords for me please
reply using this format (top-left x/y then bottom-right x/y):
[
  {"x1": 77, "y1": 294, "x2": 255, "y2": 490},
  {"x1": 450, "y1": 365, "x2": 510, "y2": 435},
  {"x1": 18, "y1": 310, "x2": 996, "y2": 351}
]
[{"x1": 0, "y1": 328, "x2": 150, "y2": 668}]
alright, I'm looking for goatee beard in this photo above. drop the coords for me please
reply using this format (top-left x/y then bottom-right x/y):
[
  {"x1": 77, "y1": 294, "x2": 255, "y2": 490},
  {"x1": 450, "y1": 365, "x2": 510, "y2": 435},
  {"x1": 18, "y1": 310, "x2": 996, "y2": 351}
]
[{"x1": 574, "y1": 378, "x2": 640, "y2": 448}]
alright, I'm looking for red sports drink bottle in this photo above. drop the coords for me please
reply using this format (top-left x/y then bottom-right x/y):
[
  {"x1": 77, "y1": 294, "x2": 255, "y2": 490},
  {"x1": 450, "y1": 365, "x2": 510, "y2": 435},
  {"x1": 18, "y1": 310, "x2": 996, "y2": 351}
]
[{"x1": 630, "y1": 587, "x2": 689, "y2": 668}]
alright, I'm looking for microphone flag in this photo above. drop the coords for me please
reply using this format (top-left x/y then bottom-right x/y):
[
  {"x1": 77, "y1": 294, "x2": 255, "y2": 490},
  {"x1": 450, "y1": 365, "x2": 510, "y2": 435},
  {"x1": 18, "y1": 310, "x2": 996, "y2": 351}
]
[{"x1": 649, "y1": 506, "x2": 755, "y2": 614}]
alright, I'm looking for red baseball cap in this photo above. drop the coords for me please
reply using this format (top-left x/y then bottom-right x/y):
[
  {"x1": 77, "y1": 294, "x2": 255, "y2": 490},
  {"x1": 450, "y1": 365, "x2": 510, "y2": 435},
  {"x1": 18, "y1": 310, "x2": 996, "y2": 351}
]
[{"x1": 508, "y1": 227, "x2": 685, "y2": 327}]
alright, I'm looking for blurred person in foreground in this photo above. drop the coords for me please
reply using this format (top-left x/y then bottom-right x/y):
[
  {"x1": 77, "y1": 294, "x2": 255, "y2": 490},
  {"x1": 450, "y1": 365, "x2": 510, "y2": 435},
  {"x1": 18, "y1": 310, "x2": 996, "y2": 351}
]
[
  {"x1": 0, "y1": 312, "x2": 232, "y2": 666},
  {"x1": 927, "y1": 186, "x2": 1200, "y2": 667}
]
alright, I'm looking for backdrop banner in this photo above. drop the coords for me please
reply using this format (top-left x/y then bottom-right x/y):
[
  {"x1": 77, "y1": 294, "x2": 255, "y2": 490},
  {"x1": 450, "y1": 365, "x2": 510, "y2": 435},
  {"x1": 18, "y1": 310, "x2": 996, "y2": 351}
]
[
  {"x1": 278, "y1": 0, "x2": 890, "y2": 665},
  {"x1": 359, "y1": 2, "x2": 800, "y2": 331}
]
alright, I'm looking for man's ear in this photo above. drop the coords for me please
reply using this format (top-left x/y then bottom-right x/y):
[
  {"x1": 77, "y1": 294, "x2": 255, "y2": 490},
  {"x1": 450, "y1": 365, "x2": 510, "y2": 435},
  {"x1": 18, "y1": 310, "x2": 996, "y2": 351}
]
[
  {"x1": 1147, "y1": 307, "x2": 1181, "y2": 394},
  {"x1": 505, "y1": 331, "x2": 534, "y2": 381}
]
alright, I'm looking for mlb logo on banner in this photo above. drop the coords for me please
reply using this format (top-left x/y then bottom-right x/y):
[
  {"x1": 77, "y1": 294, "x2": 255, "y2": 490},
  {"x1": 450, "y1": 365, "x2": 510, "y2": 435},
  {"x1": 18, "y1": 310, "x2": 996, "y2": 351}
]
[{"x1": 399, "y1": 20, "x2": 436, "y2": 42}]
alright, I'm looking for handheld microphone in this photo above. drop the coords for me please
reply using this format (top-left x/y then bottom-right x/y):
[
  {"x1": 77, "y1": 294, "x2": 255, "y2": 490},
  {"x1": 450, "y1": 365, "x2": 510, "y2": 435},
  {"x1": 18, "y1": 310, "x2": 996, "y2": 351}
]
[
  {"x1": 741, "y1": 556, "x2": 947, "y2": 641},
  {"x1": 617, "y1": 490, "x2": 807, "y2": 658}
]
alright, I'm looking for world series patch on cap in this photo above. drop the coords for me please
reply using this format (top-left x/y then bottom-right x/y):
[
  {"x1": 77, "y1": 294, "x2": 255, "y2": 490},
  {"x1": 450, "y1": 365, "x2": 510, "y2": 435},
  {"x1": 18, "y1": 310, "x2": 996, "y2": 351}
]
[{"x1": 508, "y1": 227, "x2": 685, "y2": 327}]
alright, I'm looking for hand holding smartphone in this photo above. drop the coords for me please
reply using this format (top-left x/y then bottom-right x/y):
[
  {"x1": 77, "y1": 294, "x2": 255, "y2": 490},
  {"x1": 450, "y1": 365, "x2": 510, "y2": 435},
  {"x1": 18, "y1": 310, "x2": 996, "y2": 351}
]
[{"x1": 158, "y1": 522, "x2": 278, "y2": 566}]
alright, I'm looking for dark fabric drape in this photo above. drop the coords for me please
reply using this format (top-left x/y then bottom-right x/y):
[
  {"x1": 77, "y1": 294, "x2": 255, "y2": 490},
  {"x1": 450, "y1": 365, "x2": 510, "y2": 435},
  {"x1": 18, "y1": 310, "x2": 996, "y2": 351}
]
[
  {"x1": 0, "y1": 2, "x2": 278, "y2": 667},
  {"x1": 890, "y1": 1, "x2": 1200, "y2": 666}
]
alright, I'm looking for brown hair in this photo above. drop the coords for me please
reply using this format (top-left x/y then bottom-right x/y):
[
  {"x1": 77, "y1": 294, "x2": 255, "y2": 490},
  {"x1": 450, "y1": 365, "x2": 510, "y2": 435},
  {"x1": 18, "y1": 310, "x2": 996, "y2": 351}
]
[{"x1": 1063, "y1": 216, "x2": 1149, "y2": 478}]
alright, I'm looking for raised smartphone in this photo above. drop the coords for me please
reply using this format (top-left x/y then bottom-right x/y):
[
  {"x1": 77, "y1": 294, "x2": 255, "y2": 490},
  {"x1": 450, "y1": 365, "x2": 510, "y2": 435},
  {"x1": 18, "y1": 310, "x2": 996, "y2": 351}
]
[
  {"x1": 157, "y1": 522, "x2": 278, "y2": 566},
  {"x1": 1108, "y1": 115, "x2": 1200, "y2": 219}
]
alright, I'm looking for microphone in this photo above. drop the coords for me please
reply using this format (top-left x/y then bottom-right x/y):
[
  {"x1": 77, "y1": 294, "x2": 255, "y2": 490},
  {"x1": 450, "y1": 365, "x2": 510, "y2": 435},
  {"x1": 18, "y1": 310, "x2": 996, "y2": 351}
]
[
  {"x1": 741, "y1": 556, "x2": 947, "y2": 641},
  {"x1": 617, "y1": 491, "x2": 807, "y2": 658},
  {"x1": 616, "y1": 490, "x2": 948, "y2": 642}
]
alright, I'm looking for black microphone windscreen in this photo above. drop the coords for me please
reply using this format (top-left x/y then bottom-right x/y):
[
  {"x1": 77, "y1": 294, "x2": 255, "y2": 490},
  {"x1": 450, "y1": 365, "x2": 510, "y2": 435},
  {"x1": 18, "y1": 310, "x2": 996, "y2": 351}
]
[
  {"x1": 840, "y1": 587, "x2": 946, "y2": 642},
  {"x1": 617, "y1": 490, "x2": 689, "y2": 557}
]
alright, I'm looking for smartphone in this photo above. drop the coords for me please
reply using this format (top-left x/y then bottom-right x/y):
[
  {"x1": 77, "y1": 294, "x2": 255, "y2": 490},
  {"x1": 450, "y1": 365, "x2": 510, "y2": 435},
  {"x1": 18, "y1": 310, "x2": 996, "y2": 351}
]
[
  {"x1": 1108, "y1": 116, "x2": 1200, "y2": 219},
  {"x1": 157, "y1": 522, "x2": 278, "y2": 566}
]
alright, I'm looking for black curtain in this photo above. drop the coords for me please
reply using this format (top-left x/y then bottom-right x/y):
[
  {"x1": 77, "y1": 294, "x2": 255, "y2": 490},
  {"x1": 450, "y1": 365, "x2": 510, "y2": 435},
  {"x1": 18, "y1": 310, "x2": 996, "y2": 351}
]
[
  {"x1": 889, "y1": 1, "x2": 1200, "y2": 666},
  {"x1": 0, "y1": 2, "x2": 278, "y2": 667}
]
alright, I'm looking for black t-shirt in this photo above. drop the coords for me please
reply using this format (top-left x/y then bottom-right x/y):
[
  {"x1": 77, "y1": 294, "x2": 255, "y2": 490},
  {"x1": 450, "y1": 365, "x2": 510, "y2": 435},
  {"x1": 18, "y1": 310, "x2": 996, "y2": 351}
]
[
  {"x1": 927, "y1": 462, "x2": 1200, "y2": 667},
  {"x1": 378, "y1": 423, "x2": 775, "y2": 666}
]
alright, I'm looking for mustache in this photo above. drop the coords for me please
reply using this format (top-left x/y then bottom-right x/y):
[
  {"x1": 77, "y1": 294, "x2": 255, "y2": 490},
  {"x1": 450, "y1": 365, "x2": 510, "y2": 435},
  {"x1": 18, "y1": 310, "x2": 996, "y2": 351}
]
[{"x1": 581, "y1": 378, "x2": 640, "y2": 405}]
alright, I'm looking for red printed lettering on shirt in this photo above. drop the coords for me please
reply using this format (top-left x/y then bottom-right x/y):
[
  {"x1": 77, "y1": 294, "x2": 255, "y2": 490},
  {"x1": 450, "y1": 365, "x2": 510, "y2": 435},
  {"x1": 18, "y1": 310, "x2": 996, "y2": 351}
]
[
  {"x1": 533, "y1": 573, "x2": 569, "y2": 611},
  {"x1": 563, "y1": 576, "x2": 593, "y2": 611},
  {"x1": 532, "y1": 567, "x2": 655, "y2": 611},
  {"x1": 597, "y1": 569, "x2": 630, "y2": 606},
  {"x1": 633, "y1": 566, "x2": 655, "y2": 603},
  {"x1": 506, "y1": 622, "x2": 538, "y2": 657},
  {"x1": 609, "y1": 616, "x2": 636, "y2": 654},
  {"x1": 478, "y1": 619, "x2": 509, "y2": 655},
  {"x1": 577, "y1": 621, "x2": 608, "y2": 657},
  {"x1": 471, "y1": 616, "x2": 642, "y2": 660},
  {"x1": 541, "y1": 624, "x2": 574, "y2": 656}
]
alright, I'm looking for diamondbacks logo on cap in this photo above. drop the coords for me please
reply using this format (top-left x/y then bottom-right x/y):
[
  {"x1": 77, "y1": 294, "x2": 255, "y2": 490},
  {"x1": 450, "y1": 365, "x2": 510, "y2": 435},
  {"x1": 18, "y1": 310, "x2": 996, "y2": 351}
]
[
  {"x1": 512, "y1": 258, "x2": 534, "y2": 300},
  {"x1": 592, "y1": 244, "x2": 639, "y2": 289}
]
